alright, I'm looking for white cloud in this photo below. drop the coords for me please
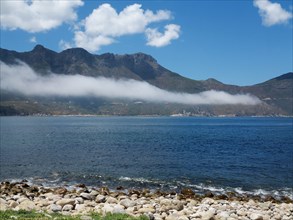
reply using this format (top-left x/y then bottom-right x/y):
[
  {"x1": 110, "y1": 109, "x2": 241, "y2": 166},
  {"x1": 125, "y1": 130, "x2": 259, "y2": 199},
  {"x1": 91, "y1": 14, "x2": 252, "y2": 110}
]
[
  {"x1": 0, "y1": 61, "x2": 260, "y2": 106},
  {"x1": 29, "y1": 36, "x2": 37, "y2": 43},
  {"x1": 59, "y1": 39, "x2": 73, "y2": 50},
  {"x1": 72, "y1": 3, "x2": 180, "y2": 52},
  {"x1": 74, "y1": 31, "x2": 115, "y2": 52},
  {"x1": 145, "y1": 24, "x2": 180, "y2": 47},
  {"x1": 0, "y1": 0, "x2": 84, "y2": 32},
  {"x1": 253, "y1": 0, "x2": 292, "y2": 26}
]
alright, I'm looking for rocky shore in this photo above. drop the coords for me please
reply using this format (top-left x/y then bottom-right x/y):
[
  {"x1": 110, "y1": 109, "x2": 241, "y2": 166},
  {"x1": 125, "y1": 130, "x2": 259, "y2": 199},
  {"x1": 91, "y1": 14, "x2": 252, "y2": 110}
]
[{"x1": 0, "y1": 181, "x2": 292, "y2": 220}]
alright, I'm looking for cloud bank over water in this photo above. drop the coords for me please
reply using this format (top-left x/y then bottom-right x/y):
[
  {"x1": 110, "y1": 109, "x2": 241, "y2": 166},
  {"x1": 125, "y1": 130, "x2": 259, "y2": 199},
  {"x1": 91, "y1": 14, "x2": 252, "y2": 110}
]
[{"x1": 0, "y1": 62, "x2": 260, "y2": 105}]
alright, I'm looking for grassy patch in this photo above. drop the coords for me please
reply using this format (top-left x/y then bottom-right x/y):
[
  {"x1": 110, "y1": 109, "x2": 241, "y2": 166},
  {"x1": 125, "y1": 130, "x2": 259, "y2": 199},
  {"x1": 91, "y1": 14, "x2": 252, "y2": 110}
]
[{"x1": 0, "y1": 210, "x2": 149, "y2": 220}]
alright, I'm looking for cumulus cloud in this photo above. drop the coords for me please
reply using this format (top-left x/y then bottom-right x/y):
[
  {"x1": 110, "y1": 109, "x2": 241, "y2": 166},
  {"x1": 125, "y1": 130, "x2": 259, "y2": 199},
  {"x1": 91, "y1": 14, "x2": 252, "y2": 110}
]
[
  {"x1": 0, "y1": 61, "x2": 260, "y2": 105},
  {"x1": 71, "y1": 3, "x2": 180, "y2": 52},
  {"x1": 146, "y1": 24, "x2": 180, "y2": 47},
  {"x1": 0, "y1": 0, "x2": 84, "y2": 32},
  {"x1": 59, "y1": 39, "x2": 73, "y2": 50},
  {"x1": 253, "y1": 0, "x2": 292, "y2": 26}
]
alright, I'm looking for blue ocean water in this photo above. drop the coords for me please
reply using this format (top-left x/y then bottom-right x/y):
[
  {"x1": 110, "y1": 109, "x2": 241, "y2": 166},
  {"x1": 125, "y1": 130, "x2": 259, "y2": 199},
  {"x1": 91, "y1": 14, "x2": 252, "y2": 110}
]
[{"x1": 0, "y1": 116, "x2": 292, "y2": 198}]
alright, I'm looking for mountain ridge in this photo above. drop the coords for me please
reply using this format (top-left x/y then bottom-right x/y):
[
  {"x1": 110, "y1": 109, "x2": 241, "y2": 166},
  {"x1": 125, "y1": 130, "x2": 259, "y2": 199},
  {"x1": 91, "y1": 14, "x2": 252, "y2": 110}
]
[{"x1": 0, "y1": 45, "x2": 292, "y2": 116}]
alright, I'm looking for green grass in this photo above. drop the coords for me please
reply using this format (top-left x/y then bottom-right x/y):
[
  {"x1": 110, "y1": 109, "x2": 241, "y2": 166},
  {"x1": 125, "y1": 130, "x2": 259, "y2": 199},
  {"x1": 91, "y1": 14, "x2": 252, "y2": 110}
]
[{"x1": 0, "y1": 210, "x2": 149, "y2": 220}]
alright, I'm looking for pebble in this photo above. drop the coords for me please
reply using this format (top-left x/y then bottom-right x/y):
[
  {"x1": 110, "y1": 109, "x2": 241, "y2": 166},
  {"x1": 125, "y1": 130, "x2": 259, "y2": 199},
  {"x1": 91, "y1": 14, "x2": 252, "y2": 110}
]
[
  {"x1": 106, "y1": 196, "x2": 118, "y2": 204},
  {"x1": 62, "y1": 204, "x2": 74, "y2": 211},
  {"x1": 102, "y1": 204, "x2": 114, "y2": 214},
  {"x1": 120, "y1": 198, "x2": 136, "y2": 208},
  {"x1": 95, "y1": 195, "x2": 106, "y2": 203},
  {"x1": 18, "y1": 200, "x2": 36, "y2": 211},
  {"x1": 50, "y1": 204, "x2": 62, "y2": 212},
  {"x1": 80, "y1": 193, "x2": 92, "y2": 200},
  {"x1": 0, "y1": 181, "x2": 292, "y2": 220},
  {"x1": 112, "y1": 204, "x2": 126, "y2": 214},
  {"x1": 56, "y1": 198, "x2": 75, "y2": 207},
  {"x1": 75, "y1": 204, "x2": 86, "y2": 212}
]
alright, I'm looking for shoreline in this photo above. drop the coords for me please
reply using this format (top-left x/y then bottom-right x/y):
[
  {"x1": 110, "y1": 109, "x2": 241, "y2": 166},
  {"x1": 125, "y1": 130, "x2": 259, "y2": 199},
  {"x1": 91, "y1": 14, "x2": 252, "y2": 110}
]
[
  {"x1": 1, "y1": 181, "x2": 292, "y2": 220},
  {"x1": 1, "y1": 114, "x2": 293, "y2": 118}
]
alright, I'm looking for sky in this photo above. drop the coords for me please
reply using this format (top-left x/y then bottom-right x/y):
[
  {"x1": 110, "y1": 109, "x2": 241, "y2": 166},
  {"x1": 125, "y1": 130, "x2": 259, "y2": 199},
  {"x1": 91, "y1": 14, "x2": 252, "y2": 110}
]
[{"x1": 1, "y1": 0, "x2": 292, "y2": 86}]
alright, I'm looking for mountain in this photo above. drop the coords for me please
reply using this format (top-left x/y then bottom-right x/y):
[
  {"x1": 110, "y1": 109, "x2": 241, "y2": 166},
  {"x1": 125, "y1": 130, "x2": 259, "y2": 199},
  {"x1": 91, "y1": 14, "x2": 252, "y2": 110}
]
[{"x1": 0, "y1": 45, "x2": 292, "y2": 116}]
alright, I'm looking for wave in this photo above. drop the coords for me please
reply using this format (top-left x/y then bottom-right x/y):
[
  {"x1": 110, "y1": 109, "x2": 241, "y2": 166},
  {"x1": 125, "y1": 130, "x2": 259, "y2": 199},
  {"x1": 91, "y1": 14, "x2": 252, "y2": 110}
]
[
  {"x1": 3, "y1": 175, "x2": 292, "y2": 200},
  {"x1": 118, "y1": 176, "x2": 293, "y2": 200}
]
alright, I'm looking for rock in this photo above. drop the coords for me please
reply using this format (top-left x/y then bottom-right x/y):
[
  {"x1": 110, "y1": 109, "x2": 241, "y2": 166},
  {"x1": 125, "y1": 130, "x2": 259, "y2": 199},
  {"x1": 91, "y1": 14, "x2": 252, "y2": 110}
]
[
  {"x1": 75, "y1": 197, "x2": 84, "y2": 204},
  {"x1": 18, "y1": 200, "x2": 36, "y2": 211},
  {"x1": 56, "y1": 199, "x2": 75, "y2": 207},
  {"x1": 75, "y1": 204, "x2": 86, "y2": 212},
  {"x1": 125, "y1": 207, "x2": 136, "y2": 215},
  {"x1": 236, "y1": 209, "x2": 247, "y2": 216},
  {"x1": 175, "y1": 203, "x2": 184, "y2": 211},
  {"x1": 36, "y1": 199, "x2": 50, "y2": 207},
  {"x1": 18, "y1": 198, "x2": 29, "y2": 203},
  {"x1": 166, "y1": 213, "x2": 180, "y2": 220},
  {"x1": 198, "y1": 210, "x2": 215, "y2": 220},
  {"x1": 181, "y1": 188, "x2": 195, "y2": 197},
  {"x1": 205, "y1": 191, "x2": 214, "y2": 198},
  {"x1": 106, "y1": 196, "x2": 118, "y2": 204},
  {"x1": 95, "y1": 195, "x2": 106, "y2": 203},
  {"x1": 54, "y1": 187, "x2": 67, "y2": 195},
  {"x1": 137, "y1": 207, "x2": 155, "y2": 214},
  {"x1": 116, "y1": 186, "x2": 124, "y2": 190},
  {"x1": 102, "y1": 204, "x2": 114, "y2": 214},
  {"x1": 120, "y1": 198, "x2": 136, "y2": 208},
  {"x1": 178, "y1": 216, "x2": 189, "y2": 220},
  {"x1": 202, "y1": 198, "x2": 215, "y2": 205},
  {"x1": 112, "y1": 204, "x2": 125, "y2": 214},
  {"x1": 9, "y1": 201, "x2": 19, "y2": 208},
  {"x1": 43, "y1": 193, "x2": 62, "y2": 201},
  {"x1": 80, "y1": 193, "x2": 92, "y2": 200},
  {"x1": 160, "y1": 199, "x2": 172, "y2": 206},
  {"x1": 62, "y1": 204, "x2": 73, "y2": 211},
  {"x1": 89, "y1": 190, "x2": 99, "y2": 197},
  {"x1": 12, "y1": 195, "x2": 21, "y2": 200},
  {"x1": 216, "y1": 194, "x2": 228, "y2": 200},
  {"x1": 217, "y1": 211, "x2": 230, "y2": 219},
  {"x1": 0, "y1": 202, "x2": 7, "y2": 211},
  {"x1": 76, "y1": 183, "x2": 86, "y2": 188},
  {"x1": 50, "y1": 204, "x2": 62, "y2": 212},
  {"x1": 100, "y1": 187, "x2": 110, "y2": 195},
  {"x1": 281, "y1": 216, "x2": 293, "y2": 220},
  {"x1": 250, "y1": 213, "x2": 263, "y2": 220}
]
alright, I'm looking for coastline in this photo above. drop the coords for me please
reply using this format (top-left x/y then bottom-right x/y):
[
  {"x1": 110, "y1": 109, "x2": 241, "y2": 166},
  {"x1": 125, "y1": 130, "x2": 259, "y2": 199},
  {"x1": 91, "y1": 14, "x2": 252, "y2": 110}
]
[
  {"x1": 1, "y1": 181, "x2": 292, "y2": 220},
  {"x1": 1, "y1": 114, "x2": 292, "y2": 118}
]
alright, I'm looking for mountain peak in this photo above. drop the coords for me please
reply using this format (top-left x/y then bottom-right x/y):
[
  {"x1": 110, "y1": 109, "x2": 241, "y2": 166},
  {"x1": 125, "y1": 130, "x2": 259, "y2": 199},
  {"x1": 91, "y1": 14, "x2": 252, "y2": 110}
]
[
  {"x1": 132, "y1": 52, "x2": 157, "y2": 63},
  {"x1": 32, "y1": 44, "x2": 46, "y2": 51},
  {"x1": 59, "y1": 47, "x2": 94, "y2": 62},
  {"x1": 31, "y1": 44, "x2": 56, "y2": 55},
  {"x1": 61, "y1": 47, "x2": 91, "y2": 55}
]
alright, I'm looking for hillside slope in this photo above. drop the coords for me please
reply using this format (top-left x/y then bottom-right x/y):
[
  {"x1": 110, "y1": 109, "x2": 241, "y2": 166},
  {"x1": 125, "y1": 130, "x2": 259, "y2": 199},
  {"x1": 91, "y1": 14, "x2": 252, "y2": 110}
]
[{"x1": 0, "y1": 45, "x2": 292, "y2": 116}]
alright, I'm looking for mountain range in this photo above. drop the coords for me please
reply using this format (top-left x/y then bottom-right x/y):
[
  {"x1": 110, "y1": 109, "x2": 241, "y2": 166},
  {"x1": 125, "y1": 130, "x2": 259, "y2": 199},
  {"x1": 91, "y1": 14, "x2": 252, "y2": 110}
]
[{"x1": 0, "y1": 45, "x2": 292, "y2": 116}]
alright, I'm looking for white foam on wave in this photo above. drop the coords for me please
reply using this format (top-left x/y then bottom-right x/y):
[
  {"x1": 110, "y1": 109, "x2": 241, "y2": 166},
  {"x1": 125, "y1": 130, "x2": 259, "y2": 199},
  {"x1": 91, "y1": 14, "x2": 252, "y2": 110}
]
[
  {"x1": 189, "y1": 183, "x2": 226, "y2": 193},
  {"x1": 4, "y1": 176, "x2": 292, "y2": 200},
  {"x1": 177, "y1": 181, "x2": 293, "y2": 199},
  {"x1": 119, "y1": 176, "x2": 155, "y2": 183}
]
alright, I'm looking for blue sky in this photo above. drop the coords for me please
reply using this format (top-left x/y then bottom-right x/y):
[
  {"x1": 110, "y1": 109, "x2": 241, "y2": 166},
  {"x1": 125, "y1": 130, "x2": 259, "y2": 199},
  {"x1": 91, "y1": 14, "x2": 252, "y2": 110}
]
[{"x1": 1, "y1": 0, "x2": 292, "y2": 86}]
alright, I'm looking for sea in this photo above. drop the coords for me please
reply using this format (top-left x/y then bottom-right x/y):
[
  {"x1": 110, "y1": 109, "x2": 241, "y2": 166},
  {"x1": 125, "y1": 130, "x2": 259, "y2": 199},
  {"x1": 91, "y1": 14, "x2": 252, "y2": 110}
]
[{"x1": 0, "y1": 116, "x2": 292, "y2": 199}]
